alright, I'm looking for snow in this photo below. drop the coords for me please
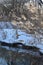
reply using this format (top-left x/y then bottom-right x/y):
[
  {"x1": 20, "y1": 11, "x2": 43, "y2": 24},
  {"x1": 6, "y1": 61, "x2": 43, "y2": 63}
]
[
  {"x1": 36, "y1": 44, "x2": 43, "y2": 49},
  {"x1": 0, "y1": 29, "x2": 38, "y2": 45},
  {"x1": 0, "y1": 29, "x2": 43, "y2": 53},
  {"x1": 0, "y1": 22, "x2": 43, "y2": 53},
  {"x1": 0, "y1": 29, "x2": 16, "y2": 43},
  {"x1": 36, "y1": 44, "x2": 43, "y2": 53},
  {"x1": 42, "y1": 0, "x2": 43, "y2": 2}
]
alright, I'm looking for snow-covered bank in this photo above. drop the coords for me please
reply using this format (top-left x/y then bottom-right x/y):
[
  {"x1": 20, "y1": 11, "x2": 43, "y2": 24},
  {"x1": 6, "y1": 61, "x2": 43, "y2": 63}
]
[
  {"x1": 0, "y1": 29, "x2": 39, "y2": 44},
  {"x1": 0, "y1": 22, "x2": 43, "y2": 53},
  {"x1": 0, "y1": 29, "x2": 43, "y2": 53}
]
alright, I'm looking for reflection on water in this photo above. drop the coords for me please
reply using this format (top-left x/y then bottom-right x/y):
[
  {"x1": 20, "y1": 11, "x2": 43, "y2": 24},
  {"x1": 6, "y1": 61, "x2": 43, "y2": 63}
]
[
  {"x1": 0, "y1": 46, "x2": 43, "y2": 65},
  {"x1": 0, "y1": 57, "x2": 8, "y2": 65},
  {"x1": 0, "y1": 47, "x2": 31, "y2": 65}
]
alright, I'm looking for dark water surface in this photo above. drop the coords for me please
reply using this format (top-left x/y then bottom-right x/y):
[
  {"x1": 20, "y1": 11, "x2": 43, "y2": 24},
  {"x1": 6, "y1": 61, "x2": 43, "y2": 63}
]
[{"x1": 0, "y1": 46, "x2": 43, "y2": 65}]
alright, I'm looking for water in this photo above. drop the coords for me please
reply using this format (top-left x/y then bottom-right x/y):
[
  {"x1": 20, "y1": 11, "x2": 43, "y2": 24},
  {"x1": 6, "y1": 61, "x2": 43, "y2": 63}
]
[{"x1": 0, "y1": 57, "x2": 8, "y2": 65}]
